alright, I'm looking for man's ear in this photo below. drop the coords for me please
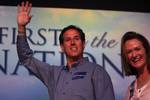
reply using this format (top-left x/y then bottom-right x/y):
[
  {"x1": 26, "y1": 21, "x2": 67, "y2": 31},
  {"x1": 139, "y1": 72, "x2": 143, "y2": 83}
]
[
  {"x1": 60, "y1": 44, "x2": 64, "y2": 52},
  {"x1": 83, "y1": 41, "x2": 85, "y2": 49}
]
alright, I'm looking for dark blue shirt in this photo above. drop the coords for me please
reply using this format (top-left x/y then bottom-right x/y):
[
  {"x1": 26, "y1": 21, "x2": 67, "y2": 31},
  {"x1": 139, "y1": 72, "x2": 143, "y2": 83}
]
[{"x1": 17, "y1": 35, "x2": 115, "y2": 100}]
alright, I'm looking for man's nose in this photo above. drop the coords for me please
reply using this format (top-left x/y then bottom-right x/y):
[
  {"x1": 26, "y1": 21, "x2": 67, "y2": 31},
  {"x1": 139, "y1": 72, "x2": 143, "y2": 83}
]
[{"x1": 71, "y1": 39, "x2": 75, "y2": 45}]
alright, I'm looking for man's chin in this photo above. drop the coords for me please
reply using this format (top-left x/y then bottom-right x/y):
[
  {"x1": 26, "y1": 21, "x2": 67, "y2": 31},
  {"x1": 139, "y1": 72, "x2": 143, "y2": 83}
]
[{"x1": 69, "y1": 55, "x2": 81, "y2": 60}]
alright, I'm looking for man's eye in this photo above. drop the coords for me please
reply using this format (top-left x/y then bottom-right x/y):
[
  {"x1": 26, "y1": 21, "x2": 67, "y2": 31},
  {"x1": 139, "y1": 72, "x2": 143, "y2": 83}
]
[
  {"x1": 64, "y1": 38, "x2": 70, "y2": 41},
  {"x1": 74, "y1": 36, "x2": 81, "y2": 40},
  {"x1": 74, "y1": 37, "x2": 80, "y2": 40}
]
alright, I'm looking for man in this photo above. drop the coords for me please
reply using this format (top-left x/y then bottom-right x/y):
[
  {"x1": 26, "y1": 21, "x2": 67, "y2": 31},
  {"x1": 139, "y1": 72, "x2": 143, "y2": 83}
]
[{"x1": 17, "y1": 1, "x2": 115, "y2": 100}]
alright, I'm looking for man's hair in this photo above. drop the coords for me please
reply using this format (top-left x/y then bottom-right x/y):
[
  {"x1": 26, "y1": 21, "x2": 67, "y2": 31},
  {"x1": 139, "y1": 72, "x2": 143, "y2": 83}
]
[
  {"x1": 59, "y1": 25, "x2": 85, "y2": 44},
  {"x1": 121, "y1": 31, "x2": 150, "y2": 76}
]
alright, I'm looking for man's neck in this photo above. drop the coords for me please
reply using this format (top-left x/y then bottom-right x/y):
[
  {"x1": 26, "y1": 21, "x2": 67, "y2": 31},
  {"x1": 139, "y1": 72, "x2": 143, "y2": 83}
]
[{"x1": 67, "y1": 57, "x2": 83, "y2": 70}]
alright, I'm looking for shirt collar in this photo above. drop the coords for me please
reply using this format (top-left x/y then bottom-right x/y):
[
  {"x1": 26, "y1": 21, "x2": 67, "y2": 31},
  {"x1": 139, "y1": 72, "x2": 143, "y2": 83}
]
[{"x1": 62, "y1": 57, "x2": 89, "y2": 71}]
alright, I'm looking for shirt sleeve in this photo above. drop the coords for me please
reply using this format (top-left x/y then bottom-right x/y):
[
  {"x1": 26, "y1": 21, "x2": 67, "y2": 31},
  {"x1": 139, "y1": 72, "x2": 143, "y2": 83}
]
[
  {"x1": 16, "y1": 35, "x2": 54, "y2": 87},
  {"x1": 92, "y1": 66, "x2": 115, "y2": 100}
]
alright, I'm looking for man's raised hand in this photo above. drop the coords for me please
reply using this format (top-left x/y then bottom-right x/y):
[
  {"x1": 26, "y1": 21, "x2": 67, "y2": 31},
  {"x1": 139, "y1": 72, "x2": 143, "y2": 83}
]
[{"x1": 17, "y1": 1, "x2": 32, "y2": 33}]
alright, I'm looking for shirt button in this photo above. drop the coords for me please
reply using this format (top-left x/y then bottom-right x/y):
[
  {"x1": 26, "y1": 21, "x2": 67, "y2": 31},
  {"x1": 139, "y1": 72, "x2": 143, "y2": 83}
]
[
  {"x1": 62, "y1": 92, "x2": 66, "y2": 95},
  {"x1": 66, "y1": 82, "x2": 69, "y2": 84},
  {"x1": 138, "y1": 89, "x2": 141, "y2": 93}
]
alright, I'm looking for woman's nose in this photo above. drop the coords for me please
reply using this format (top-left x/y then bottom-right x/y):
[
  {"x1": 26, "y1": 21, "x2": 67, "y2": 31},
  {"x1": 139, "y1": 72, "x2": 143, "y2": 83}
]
[{"x1": 131, "y1": 51, "x2": 137, "y2": 57}]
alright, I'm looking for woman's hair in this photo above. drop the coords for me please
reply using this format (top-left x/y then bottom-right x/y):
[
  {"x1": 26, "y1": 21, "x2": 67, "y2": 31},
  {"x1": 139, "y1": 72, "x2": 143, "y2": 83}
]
[{"x1": 121, "y1": 31, "x2": 150, "y2": 76}]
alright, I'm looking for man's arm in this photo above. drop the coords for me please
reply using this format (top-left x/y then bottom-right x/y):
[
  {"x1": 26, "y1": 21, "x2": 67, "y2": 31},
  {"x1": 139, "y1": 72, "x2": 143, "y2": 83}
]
[{"x1": 16, "y1": 1, "x2": 54, "y2": 87}]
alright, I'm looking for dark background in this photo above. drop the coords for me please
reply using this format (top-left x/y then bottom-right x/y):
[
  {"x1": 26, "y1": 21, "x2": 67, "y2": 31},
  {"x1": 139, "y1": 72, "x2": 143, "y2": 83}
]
[{"x1": 0, "y1": 0, "x2": 149, "y2": 13}]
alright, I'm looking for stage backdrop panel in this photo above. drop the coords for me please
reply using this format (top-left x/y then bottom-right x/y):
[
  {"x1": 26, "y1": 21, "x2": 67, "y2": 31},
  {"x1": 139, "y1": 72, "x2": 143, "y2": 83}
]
[{"x1": 0, "y1": 6, "x2": 150, "y2": 100}]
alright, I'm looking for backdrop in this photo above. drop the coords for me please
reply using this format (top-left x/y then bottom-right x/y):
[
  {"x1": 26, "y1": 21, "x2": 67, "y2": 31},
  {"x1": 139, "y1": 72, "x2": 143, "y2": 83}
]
[{"x1": 0, "y1": 6, "x2": 150, "y2": 100}]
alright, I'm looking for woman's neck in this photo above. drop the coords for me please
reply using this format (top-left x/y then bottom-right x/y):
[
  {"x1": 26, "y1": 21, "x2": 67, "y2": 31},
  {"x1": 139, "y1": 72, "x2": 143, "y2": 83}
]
[{"x1": 137, "y1": 67, "x2": 150, "y2": 89}]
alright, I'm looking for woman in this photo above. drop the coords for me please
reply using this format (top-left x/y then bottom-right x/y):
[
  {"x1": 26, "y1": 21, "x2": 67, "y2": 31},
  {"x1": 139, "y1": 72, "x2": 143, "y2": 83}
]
[{"x1": 121, "y1": 31, "x2": 150, "y2": 100}]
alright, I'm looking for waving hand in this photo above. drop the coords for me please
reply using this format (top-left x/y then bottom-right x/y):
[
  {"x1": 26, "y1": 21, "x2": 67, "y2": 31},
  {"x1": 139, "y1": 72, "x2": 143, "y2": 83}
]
[{"x1": 17, "y1": 1, "x2": 32, "y2": 34}]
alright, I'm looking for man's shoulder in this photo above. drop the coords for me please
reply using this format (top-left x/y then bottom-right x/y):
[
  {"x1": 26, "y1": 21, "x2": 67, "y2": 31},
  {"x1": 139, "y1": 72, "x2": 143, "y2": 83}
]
[
  {"x1": 83, "y1": 60, "x2": 104, "y2": 72},
  {"x1": 82, "y1": 57, "x2": 102, "y2": 67}
]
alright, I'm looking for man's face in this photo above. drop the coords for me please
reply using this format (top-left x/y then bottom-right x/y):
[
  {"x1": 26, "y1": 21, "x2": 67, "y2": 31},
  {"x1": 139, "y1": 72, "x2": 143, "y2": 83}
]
[
  {"x1": 124, "y1": 39, "x2": 147, "y2": 69},
  {"x1": 60, "y1": 29, "x2": 85, "y2": 60}
]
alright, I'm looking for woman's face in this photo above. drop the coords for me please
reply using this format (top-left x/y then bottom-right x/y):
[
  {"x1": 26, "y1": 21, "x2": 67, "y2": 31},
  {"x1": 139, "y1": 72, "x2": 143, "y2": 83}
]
[{"x1": 124, "y1": 39, "x2": 147, "y2": 70}]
